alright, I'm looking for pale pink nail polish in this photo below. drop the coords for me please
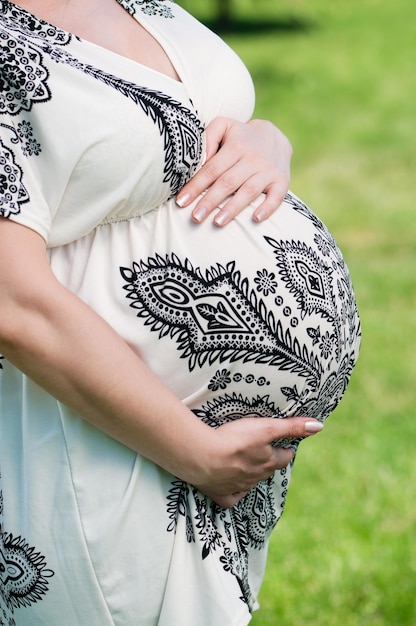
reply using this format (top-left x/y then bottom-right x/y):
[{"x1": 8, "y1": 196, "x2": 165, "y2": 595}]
[
  {"x1": 176, "y1": 192, "x2": 190, "y2": 207},
  {"x1": 214, "y1": 210, "x2": 229, "y2": 227},
  {"x1": 254, "y1": 209, "x2": 267, "y2": 222},
  {"x1": 305, "y1": 421, "x2": 324, "y2": 433},
  {"x1": 192, "y1": 206, "x2": 207, "y2": 222}
]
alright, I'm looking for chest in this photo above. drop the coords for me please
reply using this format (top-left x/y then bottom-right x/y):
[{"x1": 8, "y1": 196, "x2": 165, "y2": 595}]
[{"x1": 9, "y1": 0, "x2": 180, "y2": 80}]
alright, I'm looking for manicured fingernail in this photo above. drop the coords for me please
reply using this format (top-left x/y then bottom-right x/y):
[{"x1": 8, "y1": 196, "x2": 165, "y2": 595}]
[
  {"x1": 254, "y1": 209, "x2": 267, "y2": 222},
  {"x1": 192, "y1": 206, "x2": 207, "y2": 223},
  {"x1": 305, "y1": 421, "x2": 324, "y2": 433},
  {"x1": 176, "y1": 192, "x2": 190, "y2": 207},
  {"x1": 214, "y1": 210, "x2": 229, "y2": 227}
]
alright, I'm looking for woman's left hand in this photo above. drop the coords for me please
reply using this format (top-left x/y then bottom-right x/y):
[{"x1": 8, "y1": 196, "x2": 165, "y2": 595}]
[{"x1": 175, "y1": 116, "x2": 292, "y2": 226}]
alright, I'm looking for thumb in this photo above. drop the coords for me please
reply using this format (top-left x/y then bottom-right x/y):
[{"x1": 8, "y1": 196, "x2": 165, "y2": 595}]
[
  {"x1": 204, "y1": 117, "x2": 231, "y2": 161},
  {"x1": 257, "y1": 416, "x2": 324, "y2": 444}
]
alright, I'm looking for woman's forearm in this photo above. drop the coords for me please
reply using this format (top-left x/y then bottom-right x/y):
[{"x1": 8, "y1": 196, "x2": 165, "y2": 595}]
[
  {"x1": 0, "y1": 221, "x2": 212, "y2": 483},
  {"x1": 0, "y1": 219, "x2": 321, "y2": 507},
  {"x1": 1, "y1": 284, "x2": 214, "y2": 484}
]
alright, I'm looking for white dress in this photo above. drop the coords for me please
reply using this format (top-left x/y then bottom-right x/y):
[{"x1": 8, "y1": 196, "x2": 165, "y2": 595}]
[{"x1": 0, "y1": 1, "x2": 361, "y2": 624}]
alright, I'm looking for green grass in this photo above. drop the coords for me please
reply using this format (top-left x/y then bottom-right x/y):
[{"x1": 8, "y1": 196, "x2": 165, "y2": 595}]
[{"x1": 181, "y1": 1, "x2": 416, "y2": 623}]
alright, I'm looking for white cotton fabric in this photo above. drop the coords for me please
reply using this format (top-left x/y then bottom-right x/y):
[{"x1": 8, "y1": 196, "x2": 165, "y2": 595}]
[{"x1": 0, "y1": 2, "x2": 361, "y2": 624}]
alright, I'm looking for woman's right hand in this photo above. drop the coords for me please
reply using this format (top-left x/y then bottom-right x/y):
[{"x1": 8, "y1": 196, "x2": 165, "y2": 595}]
[{"x1": 192, "y1": 416, "x2": 323, "y2": 508}]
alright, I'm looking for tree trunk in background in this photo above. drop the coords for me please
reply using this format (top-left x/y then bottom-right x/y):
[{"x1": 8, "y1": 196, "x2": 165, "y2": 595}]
[{"x1": 216, "y1": 0, "x2": 233, "y2": 28}]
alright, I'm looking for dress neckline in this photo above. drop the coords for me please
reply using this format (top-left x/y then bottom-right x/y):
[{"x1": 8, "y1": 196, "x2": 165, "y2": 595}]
[{"x1": 4, "y1": 0, "x2": 183, "y2": 85}]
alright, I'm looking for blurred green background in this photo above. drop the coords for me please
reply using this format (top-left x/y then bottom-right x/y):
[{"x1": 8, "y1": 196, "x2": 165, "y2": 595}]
[{"x1": 179, "y1": 1, "x2": 415, "y2": 624}]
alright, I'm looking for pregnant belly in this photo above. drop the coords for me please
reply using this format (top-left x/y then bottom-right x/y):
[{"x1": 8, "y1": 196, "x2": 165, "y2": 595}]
[{"x1": 49, "y1": 191, "x2": 361, "y2": 434}]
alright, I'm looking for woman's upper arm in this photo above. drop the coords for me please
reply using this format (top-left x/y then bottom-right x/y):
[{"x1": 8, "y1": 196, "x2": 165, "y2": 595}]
[
  {"x1": 0, "y1": 217, "x2": 52, "y2": 341},
  {"x1": 0, "y1": 216, "x2": 49, "y2": 278}
]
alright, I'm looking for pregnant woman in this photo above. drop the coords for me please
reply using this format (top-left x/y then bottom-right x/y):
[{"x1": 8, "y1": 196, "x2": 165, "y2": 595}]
[{"x1": 0, "y1": 1, "x2": 360, "y2": 624}]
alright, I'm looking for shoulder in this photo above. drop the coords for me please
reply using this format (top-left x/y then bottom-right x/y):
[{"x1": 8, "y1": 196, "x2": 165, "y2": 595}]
[{"x1": 116, "y1": 0, "x2": 177, "y2": 19}]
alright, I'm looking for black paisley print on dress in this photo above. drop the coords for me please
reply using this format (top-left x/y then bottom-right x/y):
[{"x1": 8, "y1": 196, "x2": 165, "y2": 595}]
[
  {"x1": 117, "y1": 0, "x2": 175, "y2": 18},
  {"x1": 0, "y1": 1, "x2": 204, "y2": 618},
  {"x1": 120, "y1": 192, "x2": 360, "y2": 606},
  {"x1": 0, "y1": 468, "x2": 54, "y2": 622},
  {"x1": 120, "y1": 253, "x2": 322, "y2": 386},
  {"x1": 0, "y1": 0, "x2": 202, "y2": 216},
  {"x1": 0, "y1": 0, "x2": 361, "y2": 617}
]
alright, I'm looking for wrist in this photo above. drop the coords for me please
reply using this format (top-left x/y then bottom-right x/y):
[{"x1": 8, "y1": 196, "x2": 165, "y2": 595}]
[{"x1": 172, "y1": 421, "x2": 223, "y2": 487}]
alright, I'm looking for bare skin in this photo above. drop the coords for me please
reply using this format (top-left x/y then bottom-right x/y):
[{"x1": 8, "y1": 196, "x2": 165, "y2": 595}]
[
  {"x1": 2, "y1": 2, "x2": 313, "y2": 508},
  {"x1": 0, "y1": 219, "x2": 322, "y2": 507},
  {"x1": 178, "y1": 116, "x2": 292, "y2": 226},
  {"x1": 11, "y1": 0, "x2": 181, "y2": 79},
  {"x1": 12, "y1": 0, "x2": 292, "y2": 225}
]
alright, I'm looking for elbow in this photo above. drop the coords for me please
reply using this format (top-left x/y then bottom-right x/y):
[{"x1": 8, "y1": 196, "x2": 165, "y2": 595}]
[
  {"x1": 0, "y1": 305, "x2": 24, "y2": 357},
  {"x1": 0, "y1": 294, "x2": 40, "y2": 359}
]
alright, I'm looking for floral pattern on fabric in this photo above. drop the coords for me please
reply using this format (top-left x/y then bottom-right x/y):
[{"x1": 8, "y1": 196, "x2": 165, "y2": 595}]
[
  {"x1": 0, "y1": 1, "x2": 361, "y2": 619},
  {"x1": 120, "y1": 193, "x2": 360, "y2": 606},
  {"x1": 166, "y1": 467, "x2": 291, "y2": 609},
  {"x1": 116, "y1": 0, "x2": 175, "y2": 19},
  {"x1": 0, "y1": 2, "x2": 203, "y2": 215},
  {"x1": 0, "y1": 137, "x2": 29, "y2": 218},
  {"x1": 120, "y1": 253, "x2": 324, "y2": 389},
  {"x1": 0, "y1": 469, "x2": 54, "y2": 620},
  {"x1": 0, "y1": 121, "x2": 41, "y2": 218}
]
